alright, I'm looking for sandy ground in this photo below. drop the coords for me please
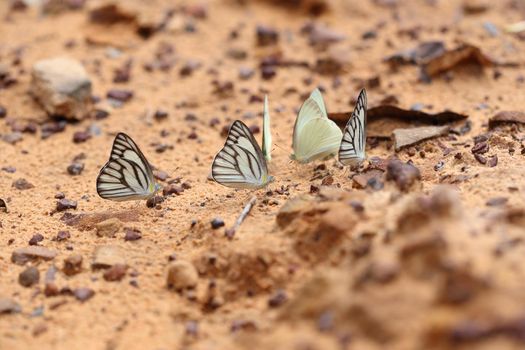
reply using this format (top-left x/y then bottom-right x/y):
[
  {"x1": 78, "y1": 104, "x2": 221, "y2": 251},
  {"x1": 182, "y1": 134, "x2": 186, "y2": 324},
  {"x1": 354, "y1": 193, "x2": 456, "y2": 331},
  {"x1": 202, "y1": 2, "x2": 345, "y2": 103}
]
[{"x1": 1, "y1": 0, "x2": 525, "y2": 349}]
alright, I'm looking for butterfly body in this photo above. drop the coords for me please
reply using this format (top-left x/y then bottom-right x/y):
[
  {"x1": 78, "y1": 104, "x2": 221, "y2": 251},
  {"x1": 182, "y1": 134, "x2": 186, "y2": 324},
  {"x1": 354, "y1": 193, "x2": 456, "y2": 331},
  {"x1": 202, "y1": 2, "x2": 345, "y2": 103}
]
[
  {"x1": 97, "y1": 133, "x2": 160, "y2": 201},
  {"x1": 338, "y1": 89, "x2": 367, "y2": 167},
  {"x1": 292, "y1": 89, "x2": 342, "y2": 163},
  {"x1": 211, "y1": 120, "x2": 272, "y2": 189}
]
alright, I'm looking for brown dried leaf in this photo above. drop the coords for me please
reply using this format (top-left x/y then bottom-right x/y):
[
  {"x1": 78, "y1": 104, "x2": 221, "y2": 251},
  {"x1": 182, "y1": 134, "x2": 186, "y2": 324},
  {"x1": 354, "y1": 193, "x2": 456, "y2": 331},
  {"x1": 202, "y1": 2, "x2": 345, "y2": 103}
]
[
  {"x1": 489, "y1": 111, "x2": 525, "y2": 129},
  {"x1": 393, "y1": 125, "x2": 450, "y2": 151},
  {"x1": 421, "y1": 43, "x2": 493, "y2": 77},
  {"x1": 329, "y1": 105, "x2": 466, "y2": 138}
]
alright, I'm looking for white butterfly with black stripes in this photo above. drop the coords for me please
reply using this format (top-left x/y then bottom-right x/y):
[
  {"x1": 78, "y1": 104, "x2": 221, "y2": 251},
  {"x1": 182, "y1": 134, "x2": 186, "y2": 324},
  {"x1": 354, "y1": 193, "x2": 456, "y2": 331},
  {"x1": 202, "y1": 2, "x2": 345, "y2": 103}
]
[
  {"x1": 338, "y1": 88, "x2": 367, "y2": 167},
  {"x1": 97, "y1": 133, "x2": 161, "y2": 201},
  {"x1": 211, "y1": 120, "x2": 273, "y2": 189}
]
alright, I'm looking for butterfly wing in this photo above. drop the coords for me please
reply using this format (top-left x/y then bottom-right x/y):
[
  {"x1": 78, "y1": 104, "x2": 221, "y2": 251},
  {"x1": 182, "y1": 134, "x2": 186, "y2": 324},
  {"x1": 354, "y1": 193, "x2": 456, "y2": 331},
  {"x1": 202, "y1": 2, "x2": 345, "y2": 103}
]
[
  {"x1": 293, "y1": 118, "x2": 343, "y2": 163},
  {"x1": 262, "y1": 95, "x2": 272, "y2": 162},
  {"x1": 212, "y1": 120, "x2": 270, "y2": 189},
  {"x1": 292, "y1": 88, "x2": 342, "y2": 162},
  {"x1": 338, "y1": 89, "x2": 367, "y2": 166},
  {"x1": 97, "y1": 133, "x2": 157, "y2": 201},
  {"x1": 309, "y1": 88, "x2": 328, "y2": 118}
]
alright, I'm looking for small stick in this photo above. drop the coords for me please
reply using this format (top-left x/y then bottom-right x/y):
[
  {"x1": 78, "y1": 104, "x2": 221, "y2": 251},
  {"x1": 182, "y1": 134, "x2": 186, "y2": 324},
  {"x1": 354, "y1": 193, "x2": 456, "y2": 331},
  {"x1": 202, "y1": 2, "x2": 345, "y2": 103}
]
[{"x1": 225, "y1": 196, "x2": 257, "y2": 239}]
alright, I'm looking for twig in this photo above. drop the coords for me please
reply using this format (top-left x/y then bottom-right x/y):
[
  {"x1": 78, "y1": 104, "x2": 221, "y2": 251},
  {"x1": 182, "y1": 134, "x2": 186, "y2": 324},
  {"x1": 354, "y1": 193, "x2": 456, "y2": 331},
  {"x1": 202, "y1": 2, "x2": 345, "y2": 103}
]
[{"x1": 225, "y1": 196, "x2": 257, "y2": 239}]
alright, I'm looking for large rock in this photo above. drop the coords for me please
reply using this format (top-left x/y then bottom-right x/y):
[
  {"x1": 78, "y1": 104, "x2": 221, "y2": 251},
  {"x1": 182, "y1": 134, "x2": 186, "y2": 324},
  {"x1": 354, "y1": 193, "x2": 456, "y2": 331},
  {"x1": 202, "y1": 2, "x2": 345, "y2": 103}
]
[
  {"x1": 31, "y1": 57, "x2": 92, "y2": 120},
  {"x1": 166, "y1": 260, "x2": 198, "y2": 290}
]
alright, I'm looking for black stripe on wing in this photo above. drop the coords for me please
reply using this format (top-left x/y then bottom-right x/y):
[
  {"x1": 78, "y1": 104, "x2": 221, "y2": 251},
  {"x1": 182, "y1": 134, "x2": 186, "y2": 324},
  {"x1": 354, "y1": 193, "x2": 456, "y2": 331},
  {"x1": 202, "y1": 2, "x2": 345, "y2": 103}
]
[
  {"x1": 96, "y1": 157, "x2": 151, "y2": 199},
  {"x1": 339, "y1": 89, "x2": 367, "y2": 162},
  {"x1": 97, "y1": 133, "x2": 156, "y2": 200},
  {"x1": 211, "y1": 120, "x2": 267, "y2": 186}
]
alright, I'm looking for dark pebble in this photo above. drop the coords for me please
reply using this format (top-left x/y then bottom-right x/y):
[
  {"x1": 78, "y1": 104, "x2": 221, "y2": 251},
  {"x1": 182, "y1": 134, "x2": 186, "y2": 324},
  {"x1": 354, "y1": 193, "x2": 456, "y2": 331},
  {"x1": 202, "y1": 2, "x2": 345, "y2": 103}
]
[
  {"x1": 67, "y1": 162, "x2": 84, "y2": 176},
  {"x1": 73, "y1": 288, "x2": 95, "y2": 302},
  {"x1": 211, "y1": 218, "x2": 225, "y2": 229},
  {"x1": 29, "y1": 233, "x2": 44, "y2": 246},
  {"x1": 19, "y1": 266, "x2": 40, "y2": 287},
  {"x1": 63, "y1": 254, "x2": 82, "y2": 276},
  {"x1": 163, "y1": 184, "x2": 184, "y2": 196},
  {"x1": 249, "y1": 125, "x2": 260, "y2": 134},
  {"x1": 385, "y1": 159, "x2": 421, "y2": 192},
  {"x1": 153, "y1": 170, "x2": 169, "y2": 181},
  {"x1": 107, "y1": 89, "x2": 134, "y2": 102},
  {"x1": 261, "y1": 66, "x2": 276, "y2": 80},
  {"x1": 146, "y1": 195, "x2": 164, "y2": 208},
  {"x1": 268, "y1": 289, "x2": 288, "y2": 308},
  {"x1": 56, "y1": 199, "x2": 77, "y2": 212},
  {"x1": 54, "y1": 192, "x2": 65, "y2": 199},
  {"x1": 94, "y1": 109, "x2": 109, "y2": 120},
  {"x1": 55, "y1": 231, "x2": 71, "y2": 242},
  {"x1": 1, "y1": 166, "x2": 16, "y2": 173},
  {"x1": 154, "y1": 110, "x2": 169, "y2": 121},
  {"x1": 474, "y1": 154, "x2": 487, "y2": 165},
  {"x1": 471, "y1": 141, "x2": 489, "y2": 154},
  {"x1": 488, "y1": 155, "x2": 498, "y2": 167},
  {"x1": 73, "y1": 131, "x2": 91, "y2": 143},
  {"x1": 41, "y1": 121, "x2": 66, "y2": 139},
  {"x1": 0, "y1": 106, "x2": 6, "y2": 118},
  {"x1": 124, "y1": 228, "x2": 142, "y2": 241},
  {"x1": 187, "y1": 131, "x2": 198, "y2": 139},
  {"x1": 12, "y1": 178, "x2": 34, "y2": 190},
  {"x1": 256, "y1": 25, "x2": 279, "y2": 46},
  {"x1": 103, "y1": 264, "x2": 128, "y2": 282}
]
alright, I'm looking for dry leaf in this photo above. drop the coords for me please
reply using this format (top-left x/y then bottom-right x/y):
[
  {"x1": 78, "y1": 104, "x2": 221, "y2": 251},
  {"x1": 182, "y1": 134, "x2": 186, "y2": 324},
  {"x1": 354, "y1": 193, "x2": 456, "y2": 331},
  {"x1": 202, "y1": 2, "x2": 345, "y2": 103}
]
[
  {"x1": 489, "y1": 111, "x2": 525, "y2": 129},
  {"x1": 329, "y1": 105, "x2": 466, "y2": 138},
  {"x1": 393, "y1": 125, "x2": 450, "y2": 151},
  {"x1": 421, "y1": 43, "x2": 493, "y2": 77}
]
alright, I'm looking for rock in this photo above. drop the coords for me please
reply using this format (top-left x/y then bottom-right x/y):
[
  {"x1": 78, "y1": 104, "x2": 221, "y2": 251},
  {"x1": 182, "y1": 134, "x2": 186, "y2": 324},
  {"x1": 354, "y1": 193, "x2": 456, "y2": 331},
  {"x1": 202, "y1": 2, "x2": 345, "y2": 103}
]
[
  {"x1": 18, "y1": 266, "x2": 40, "y2": 287},
  {"x1": 124, "y1": 228, "x2": 142, "y2": 241},
  {"x1": 56, "y1": 198, "x2": 77, "y2": 211},
  {"x1": 268, "y1": 289, "x2": 288, "y2": 308},
  {"x1": 54, "y1": 230, "x2": 71, "y2": 242},
  {"x1": 30, "y1": 57, "x2": 92, "y2": 120},
  {"x1": 92, "y1": 245, "x2": 126, "y2": 269},
  {"x1": 12, "y1": 246, "x2": 57, "y2": 265},
  {"x1": 166, "y1": 260, "x2": 198, "y2": 290},
  {"x1": 12, "y1": 178, "x2": 34, "y2": 190},
  {"x1": 276, "y1": 195, "x2": 314, "y2": 228},
  {"x1": 386, "y1": 159, "x2": 421, "y2": 192},
  {"x1": 210, "y1": 218, "x2": 225, "y2": 229},
  {"x1": 73, "y1": 131, "x2": 91, "y2": 143},
  {"x1": 3, "y1": 132, "x2": 23, "y2": 145},
  {"x1": 63, "y1": 254, "x2": 83, "y2": 276},
  {"x1": 73, "y1": 288, "x2": 95, "y2": 302},
  {"x1": 0, "y1": 298, "x2": 21, "y2": 314},
  {"x1": 256, "y1": 25, "x2": 279, "y2": 46},
  {"x1": 103, "y1": 264, "x2": 128, "y2": 281},
  {"x1": 462, "y1": 0, "x2": 489, "y2": 14},
  {"x1": 95, "y1": 218, "x2": 122, "y2": 237},
  {"x1": 163, "y1": 184, "x2": 183, "y2": 196},
  {"x1": 29, "y1": 233, "x2": 44, "y2": 246}
]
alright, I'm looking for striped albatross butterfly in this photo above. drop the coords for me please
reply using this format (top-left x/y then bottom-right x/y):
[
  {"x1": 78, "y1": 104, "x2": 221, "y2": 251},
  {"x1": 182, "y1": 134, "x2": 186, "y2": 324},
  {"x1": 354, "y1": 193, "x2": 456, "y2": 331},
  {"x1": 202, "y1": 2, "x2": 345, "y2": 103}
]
[{"x1": 96, "y1": 133, "x2": 161, "y2": 201}]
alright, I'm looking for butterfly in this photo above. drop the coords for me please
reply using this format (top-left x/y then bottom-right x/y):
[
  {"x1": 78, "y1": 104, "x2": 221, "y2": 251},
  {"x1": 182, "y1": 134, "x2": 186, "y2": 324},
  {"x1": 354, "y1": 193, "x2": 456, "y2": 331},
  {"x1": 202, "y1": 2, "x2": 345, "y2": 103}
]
[
  {"x1": 262, "y1": 94, "x2": 272, "y2": 162},
  {"x1": 96, "y1": 133, "x2": 161, "y2": 201},
  {"x1": 211, "y1": 120, "x2": 273, "y2": 189},
  {"x1": 338, "y1": 88, "x2": 367, "y2": 167},
  {"x1": 291, "y1": 88, "x2": 343, "y2": 163}
]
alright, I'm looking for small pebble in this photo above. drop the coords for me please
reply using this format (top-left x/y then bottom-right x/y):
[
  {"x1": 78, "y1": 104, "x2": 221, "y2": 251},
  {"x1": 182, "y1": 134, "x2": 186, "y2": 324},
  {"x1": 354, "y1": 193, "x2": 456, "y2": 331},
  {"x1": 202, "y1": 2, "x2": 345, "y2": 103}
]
[
  {"x1": 56, "y1": 198, "x2": 77, "y2": 211},
  {"x1": 19, "y1": 266, "x2": 40, "y2": 287},
  {"x1": 29, "y1": 233, "x2": 44, "y2": 246},
  {"x1": 63, "y1": 254, "x2": 83, "y2": 276},
  {"x1": 103, "y1": 264, "x2": 128, "y2": 282},
  {"x1": 124, "y1": 228, "x2": 142, "y2": 241},
  {"x1": 211, "y1": 218, "x2": 225, "y2": 229},
  {"x1": 73, "y1": 288, "x2": 95, "y2": 302}
]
